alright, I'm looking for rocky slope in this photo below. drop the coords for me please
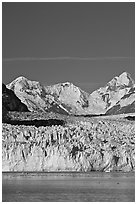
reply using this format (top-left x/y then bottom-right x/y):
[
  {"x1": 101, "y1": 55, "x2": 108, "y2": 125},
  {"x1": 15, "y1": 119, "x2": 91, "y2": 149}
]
[
  {"x1": 6, "y1": 77, "x2": 69, "y2": 115},
  {"x1": 6, "y1": 72, "x2": 135, "y2": 115},
  {"x1": 106, "y1": 86, "x2": 135, "y2": 115},
  {"x1": 44, "y1": 82, "x2": 89, "y2": 114},
  {"x1": 87, "y1": 72, "x2": 135, "y2": 114},
  {"x1": 2, "y1": 119, "x2": 135, "y2": 172},
  {"x1": 2, "y1": 83, "x2": 28, "y2": 113}
]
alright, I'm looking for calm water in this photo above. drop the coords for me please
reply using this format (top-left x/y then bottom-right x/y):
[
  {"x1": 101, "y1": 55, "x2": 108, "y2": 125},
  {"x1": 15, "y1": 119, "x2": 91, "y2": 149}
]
[{"x1": 2, "y1": 172, "x2": 135, "y2": 202}]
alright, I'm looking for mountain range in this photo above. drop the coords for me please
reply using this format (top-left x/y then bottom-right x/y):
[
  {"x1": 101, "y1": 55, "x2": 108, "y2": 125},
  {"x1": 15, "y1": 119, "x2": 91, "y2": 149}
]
[{"x1": 3, "y1": 71, "x2": 135, "y2": 116}]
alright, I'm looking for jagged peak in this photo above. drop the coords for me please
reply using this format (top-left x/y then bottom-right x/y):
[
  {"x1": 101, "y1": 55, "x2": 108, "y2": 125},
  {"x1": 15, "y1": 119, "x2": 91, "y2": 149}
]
[
  {"x1": 13, "y1": 76, "x2": 28, "y2": 82},
  {"x1": 117, "y1": 71, "x2": 134, "y2": 86},
  {"x1": 58, "y1": 81, "x2": 73, "y2": 86},
  {"x1": 45, "y1": 81, "x2": 89, "y2": 98},
  {"x1": 7, "y1": 76, "x2": 44, "y2": 93},
  {"x1": 106, "y1": 71, "x2": 134, "y2": 88},
  {"x1": 8, "y1": 76, "x2": 42, "y2": 86},
  {"x1": 118, "y1": 71, "x2": 132, "y2": 80},
  {"x1": 62, "y1": 81, "x2": 71, "y2": 84},
  {"x1": 52, "y1": 81, "x2": 87, "y2": 93},
  {"x1": 7, "y1": 76, "x2": 29, "y2": 90},
  {"x1": 61, "y1": 81, "x2": 73, "y2": 86},
  {"x1": 119, "y1": 71, "x2": 131, "y2": 77},
  {"x1": 47, "y1": 81, "x2": 75, "y2": 89}
]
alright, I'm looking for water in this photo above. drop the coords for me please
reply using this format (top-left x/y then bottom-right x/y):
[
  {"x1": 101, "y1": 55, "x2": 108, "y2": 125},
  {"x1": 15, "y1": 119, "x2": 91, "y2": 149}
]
[{"x1": 2, "y1": 172, "x2": 135, "y2": 202}]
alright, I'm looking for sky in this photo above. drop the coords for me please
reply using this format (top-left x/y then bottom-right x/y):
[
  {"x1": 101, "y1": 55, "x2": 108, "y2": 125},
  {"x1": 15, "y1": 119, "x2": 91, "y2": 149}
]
[{"x1": 2, "y1": 2, "x2": 135, "y2": 93}]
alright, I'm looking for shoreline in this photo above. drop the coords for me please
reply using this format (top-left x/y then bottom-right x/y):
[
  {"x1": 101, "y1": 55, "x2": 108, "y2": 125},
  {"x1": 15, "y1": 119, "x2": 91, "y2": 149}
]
[{"x1": 2, "y1": 171, "x2": 135, "y2": 177}]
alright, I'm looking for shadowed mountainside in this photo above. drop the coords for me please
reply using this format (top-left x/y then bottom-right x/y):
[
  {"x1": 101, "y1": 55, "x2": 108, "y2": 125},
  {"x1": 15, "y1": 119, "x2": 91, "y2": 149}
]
[
  {"x1": 2, "y1": 83, "x2": 29, "y2": 121},
  {"x1": 2, "y1": 83, "x2": 29, "y2": 112}
]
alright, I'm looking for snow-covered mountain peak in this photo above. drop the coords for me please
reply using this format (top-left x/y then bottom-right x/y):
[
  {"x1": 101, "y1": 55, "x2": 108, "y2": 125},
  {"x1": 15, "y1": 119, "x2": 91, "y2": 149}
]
[
  {"x1": 15, "y1": 76, "x2": 28, "y2": 81},
  {"x1": 7, "y1": 76, "x2": 43, "y2": 92},
  {"x1": 107, "y1": 72, "x2": 134, "y2": 89},
  {"x1": 116, "y1": 72, "x2": 134, "y2": 87},
  {"x1": 7, "y1": 76, "x2": 28, "y2": 90}
]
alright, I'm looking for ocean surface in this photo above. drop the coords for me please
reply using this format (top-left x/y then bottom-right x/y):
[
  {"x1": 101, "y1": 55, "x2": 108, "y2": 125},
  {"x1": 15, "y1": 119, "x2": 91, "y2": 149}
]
[{"x1": 2, "y1": 172, "x2": 135, "y2": 202}]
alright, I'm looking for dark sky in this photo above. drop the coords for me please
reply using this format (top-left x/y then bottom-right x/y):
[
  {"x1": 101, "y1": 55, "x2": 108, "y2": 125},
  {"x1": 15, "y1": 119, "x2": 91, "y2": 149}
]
[{"x1": 2, "y1": 2, "x2": 135, "y2": 93}]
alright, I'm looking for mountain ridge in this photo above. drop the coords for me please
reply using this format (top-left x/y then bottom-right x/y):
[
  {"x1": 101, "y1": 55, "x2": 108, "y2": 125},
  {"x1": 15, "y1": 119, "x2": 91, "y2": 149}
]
[{"x1": 6, "y1": 71, "x2": 135, "y2": 115}]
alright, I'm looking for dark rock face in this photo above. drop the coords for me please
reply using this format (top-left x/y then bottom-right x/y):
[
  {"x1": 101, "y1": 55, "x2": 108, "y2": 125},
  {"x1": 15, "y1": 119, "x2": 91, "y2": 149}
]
[
  {"x1": 2, "y1": 105, "x2": 10, "y2": 121},
  {"x1": 125, "y1": 116, "x2": 135, "y2": 121},
  {"x1": 2, "y1": 83, "x2": 29, "y2": 112}
]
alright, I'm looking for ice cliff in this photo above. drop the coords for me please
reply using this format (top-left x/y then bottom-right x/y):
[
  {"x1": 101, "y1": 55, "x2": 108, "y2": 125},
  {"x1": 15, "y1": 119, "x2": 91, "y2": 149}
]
[{"x1": 2, "y1": 120, "x2": 135, "y2": 172}]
